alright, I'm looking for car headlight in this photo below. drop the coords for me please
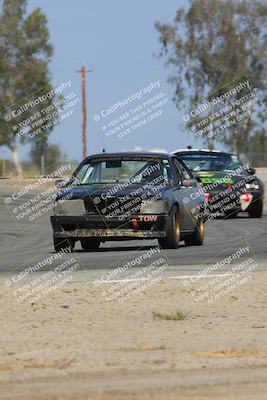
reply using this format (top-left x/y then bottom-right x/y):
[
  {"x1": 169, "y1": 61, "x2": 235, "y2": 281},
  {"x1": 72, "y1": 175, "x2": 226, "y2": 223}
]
[
  {"x1": 54, "y1": 199, "x2": 86, "y2": 215},
  {"x1": 245, "y1": 183, "x2": 259, "y2": 190}
]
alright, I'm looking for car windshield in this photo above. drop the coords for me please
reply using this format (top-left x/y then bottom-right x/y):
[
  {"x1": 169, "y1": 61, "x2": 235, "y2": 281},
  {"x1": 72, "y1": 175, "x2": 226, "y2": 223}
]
[
  {"x1": 72, "y1": 158, "x2": 173, "y2": 184},
  {"x1": 178, "y1": 153, "x2": 244, "y2": 172}
]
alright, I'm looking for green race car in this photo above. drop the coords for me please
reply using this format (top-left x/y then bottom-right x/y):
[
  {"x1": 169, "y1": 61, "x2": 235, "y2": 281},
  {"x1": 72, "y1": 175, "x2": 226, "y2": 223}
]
[{"x1": 174, "y1": 149, "x2": 264, "y2": 219}]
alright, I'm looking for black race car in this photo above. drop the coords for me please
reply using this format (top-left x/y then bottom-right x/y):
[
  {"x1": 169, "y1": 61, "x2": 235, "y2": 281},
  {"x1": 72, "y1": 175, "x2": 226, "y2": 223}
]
[
  {"x1": 51, "y1": 152, "x2": 206, "y2": 251},
  {"x1": 173, "y1": 149, "x2": 264, "y2": 218}
]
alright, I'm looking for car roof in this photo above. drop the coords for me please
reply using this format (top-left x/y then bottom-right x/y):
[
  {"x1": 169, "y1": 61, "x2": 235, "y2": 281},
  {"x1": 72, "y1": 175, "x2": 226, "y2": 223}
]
[
  {"x1": 85, "y1": 152, "x2": 173, "y2": 161},
  {"x1": 172, "y1": 148, "x2": 236, "y2": 156}
]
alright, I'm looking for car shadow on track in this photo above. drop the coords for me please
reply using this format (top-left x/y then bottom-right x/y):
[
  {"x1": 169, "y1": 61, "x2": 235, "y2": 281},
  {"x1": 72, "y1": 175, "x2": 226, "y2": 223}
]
[{"x1": 75, "y1": 244, "x2": 160, "y2": 253}]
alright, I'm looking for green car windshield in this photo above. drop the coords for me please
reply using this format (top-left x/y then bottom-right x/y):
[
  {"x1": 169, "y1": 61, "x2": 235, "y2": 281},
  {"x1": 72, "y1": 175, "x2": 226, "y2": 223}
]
[
  {"x1": 179, "y1": 153, "x2": 244, "y2": 173},
  {"x1": 72, "y1": 158, "x2": 173, "y2": 184}
]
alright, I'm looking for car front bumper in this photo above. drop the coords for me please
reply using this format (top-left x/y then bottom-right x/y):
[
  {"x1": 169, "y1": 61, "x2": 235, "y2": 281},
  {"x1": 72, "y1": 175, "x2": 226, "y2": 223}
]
[
  {"x1": 51, "y1": 214, "x2": 168, "y2": 240},
  {"x1": 207, "y1": 189, "x2": 263, "y2": 213}
]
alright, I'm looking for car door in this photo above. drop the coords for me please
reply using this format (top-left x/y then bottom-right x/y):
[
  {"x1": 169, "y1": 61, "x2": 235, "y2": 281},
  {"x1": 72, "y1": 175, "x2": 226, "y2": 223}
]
[{"x1": 171, "y1": 157, "x2": 200, "y2": 230}]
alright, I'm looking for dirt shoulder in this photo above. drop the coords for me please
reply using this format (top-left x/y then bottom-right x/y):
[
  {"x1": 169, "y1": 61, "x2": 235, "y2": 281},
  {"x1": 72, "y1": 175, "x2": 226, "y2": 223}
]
[{"x1": 0, "y1": 273, "x2": 267, "y2": 399}]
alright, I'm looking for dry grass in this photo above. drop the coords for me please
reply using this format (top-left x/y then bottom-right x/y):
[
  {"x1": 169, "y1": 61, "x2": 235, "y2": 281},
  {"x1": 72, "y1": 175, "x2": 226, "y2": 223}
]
[
  {"x1": 196, "y1": 349, "x2": 267, "y2": 358},
  {"x1": 152, "y1": 309, "x2": 188, "y2": 321},
  {"x1": 0, "y1": 358, "x2": 74, "y2": 372}
]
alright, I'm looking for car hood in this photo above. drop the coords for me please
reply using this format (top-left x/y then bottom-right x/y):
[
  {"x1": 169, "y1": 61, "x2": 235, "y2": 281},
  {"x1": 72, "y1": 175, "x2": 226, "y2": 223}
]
[{"x1": 56, "y1": 182, "x2": 170, "y2": 201}]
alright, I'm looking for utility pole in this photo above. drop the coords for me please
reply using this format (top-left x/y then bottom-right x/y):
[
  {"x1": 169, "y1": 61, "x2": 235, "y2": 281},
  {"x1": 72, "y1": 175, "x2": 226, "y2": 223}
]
[{"x1": 77, "y1": 65, "x2": 93, "y2": 159}]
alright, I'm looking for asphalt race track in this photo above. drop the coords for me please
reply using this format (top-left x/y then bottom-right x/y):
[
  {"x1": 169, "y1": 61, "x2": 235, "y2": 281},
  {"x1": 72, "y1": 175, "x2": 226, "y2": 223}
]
[{"x1": 0, "y1": 187, "x2": 266, "y2": 281}]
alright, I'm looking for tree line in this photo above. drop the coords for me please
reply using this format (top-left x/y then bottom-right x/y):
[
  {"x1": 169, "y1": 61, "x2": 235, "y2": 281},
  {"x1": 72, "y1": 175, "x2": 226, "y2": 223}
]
[{"x1": 155, "y1": 0, "x2": 267, "y2": 160}]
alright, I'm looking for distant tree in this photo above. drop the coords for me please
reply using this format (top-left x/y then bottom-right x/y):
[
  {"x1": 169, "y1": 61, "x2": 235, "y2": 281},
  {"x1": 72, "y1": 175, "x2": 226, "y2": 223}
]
[
  {"x1": 0, "y1": 157, "x2": 13, "y2": 176},
  {"x1": 246, "y1": 128, "x2": 267, "y2": 166},
  {"x1": 30, "y1": 143, "x2": 65, "y2": 175},
  {"x1": 155, "y1": 0, "x2": 267, "y2": 154},
  {"x1": 0, "y1": 0, "x2": 56, "y2": 176}
]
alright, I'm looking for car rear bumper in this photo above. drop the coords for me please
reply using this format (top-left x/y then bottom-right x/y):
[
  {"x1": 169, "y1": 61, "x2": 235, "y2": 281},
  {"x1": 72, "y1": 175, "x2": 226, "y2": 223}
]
[{"x1": 51, "y1": 214, "x2": 168, "y2": 240}]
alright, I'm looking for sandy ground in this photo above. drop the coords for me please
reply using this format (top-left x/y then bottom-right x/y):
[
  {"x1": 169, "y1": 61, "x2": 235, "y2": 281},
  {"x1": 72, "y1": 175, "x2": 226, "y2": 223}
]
[{"x1": 0, "y1": 273, "x2": 267, "y2": 399}]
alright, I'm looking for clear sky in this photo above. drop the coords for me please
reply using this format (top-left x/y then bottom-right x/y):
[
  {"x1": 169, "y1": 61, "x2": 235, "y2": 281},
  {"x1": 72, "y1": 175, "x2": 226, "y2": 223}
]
[{"x1": 6, "y1": 0, "x2": 226, "y2": 162}]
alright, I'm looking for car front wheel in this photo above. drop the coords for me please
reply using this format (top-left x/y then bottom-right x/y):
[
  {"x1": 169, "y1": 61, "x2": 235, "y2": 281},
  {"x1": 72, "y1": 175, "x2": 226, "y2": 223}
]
[
  {"x1": 158, "y1": 206, "x2": 180, "y2": 249},
  {"x1": 248, "y1": 198, "x2": 263, "y2": 218},
  {"x1": 184, "y1": 217, "x2": 205, "y2": 246}
]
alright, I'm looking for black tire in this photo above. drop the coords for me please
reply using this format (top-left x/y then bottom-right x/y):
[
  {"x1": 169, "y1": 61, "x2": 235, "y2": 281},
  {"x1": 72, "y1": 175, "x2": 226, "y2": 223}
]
[
  {"x1": 80, "y1": 238, "x2": 100, "y2": 250},
  {"x1": 158, "y1": 206, "x2": 180, "y2": 249},
  {"x1": 184, "y1": 217, "x2": 205, "y2": 246},
  {"x1": 54, "y1": 238, "x2": 75, "y2": 253},
  {"x1": 248, "y1": 199, "x2": 263, "y2": 218}
]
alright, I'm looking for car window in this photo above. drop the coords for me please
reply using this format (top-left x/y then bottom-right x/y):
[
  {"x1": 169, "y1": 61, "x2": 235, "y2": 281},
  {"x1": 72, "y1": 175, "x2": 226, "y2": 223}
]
[
  {"x1": 71, "y1": 158, "x2": 174, "y2": 184},
  {"x1": 162, "y1": 159, "x2": 174, "y2": 182},
  {"x1": 72, "y1": 163, "x2": 92, "y2": 183},
  {"x1": 179, "y1": 161, "x2": 192, "y2": 180},
  {"x1": 178, "y1": 153, "x2": 244, "y2": 172},
  {"x1": 173, "y1": 159, "x2": 191, "y2": 181}
]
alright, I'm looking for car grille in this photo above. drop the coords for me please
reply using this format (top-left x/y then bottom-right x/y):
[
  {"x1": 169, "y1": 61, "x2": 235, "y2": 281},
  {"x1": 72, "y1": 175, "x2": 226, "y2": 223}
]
[{"x1": 85, "y1": 196, "x2": 143, "y2": 217}]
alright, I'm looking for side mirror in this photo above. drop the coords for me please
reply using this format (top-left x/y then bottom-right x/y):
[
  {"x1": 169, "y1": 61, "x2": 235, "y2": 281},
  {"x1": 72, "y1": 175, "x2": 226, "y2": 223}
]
[
  {"x1": 55, "y1": 179, "x2": 69, "y2": 188},
  {"x1": 181, "y1": 179, "x2": 197, "y2": 188}
]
